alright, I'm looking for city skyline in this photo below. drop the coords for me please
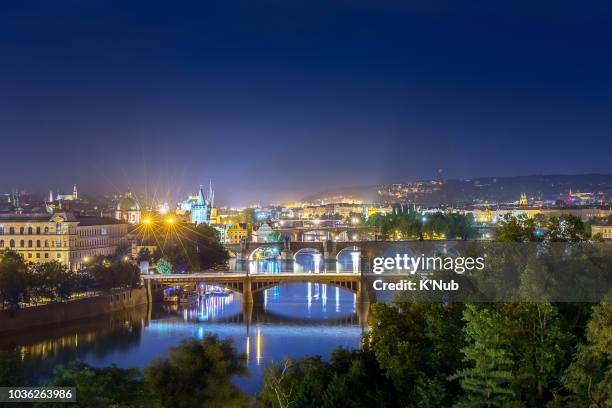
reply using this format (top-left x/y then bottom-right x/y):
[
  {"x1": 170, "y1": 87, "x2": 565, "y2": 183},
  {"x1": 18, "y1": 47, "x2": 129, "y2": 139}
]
[{"x1": 2, "y1": 1, "x2": 612, "y2": 204}]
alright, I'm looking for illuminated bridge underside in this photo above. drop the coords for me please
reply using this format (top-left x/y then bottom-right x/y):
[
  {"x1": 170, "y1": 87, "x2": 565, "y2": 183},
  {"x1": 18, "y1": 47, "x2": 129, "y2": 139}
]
[{"x1": 143, "y1": 272, "x2": 362, "y2": 297}]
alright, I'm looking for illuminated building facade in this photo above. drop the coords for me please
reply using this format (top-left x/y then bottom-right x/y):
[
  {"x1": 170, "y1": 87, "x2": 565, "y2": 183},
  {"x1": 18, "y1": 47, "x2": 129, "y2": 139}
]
[
  {"x1": 54, "y1": 184, "x2": 79, "y2": 201},
  {"x1": 191, "y1": 182, "x2": 217, "y2": 225},
  {"x1": 115, "y1": 192, "x2": 141, "y2": 224},
  {"x1": 0, "y1": 212, "x2": 128, "y2": 270},
  {"x1": 591, "y1": 225, "x2": 612, "y2": 240},
  {"x1": 225, "y1": 223, "x2": 250, "y2": 244},
  {"x1": 254, "y1": 223, "x2": 274, "y2": 242}
]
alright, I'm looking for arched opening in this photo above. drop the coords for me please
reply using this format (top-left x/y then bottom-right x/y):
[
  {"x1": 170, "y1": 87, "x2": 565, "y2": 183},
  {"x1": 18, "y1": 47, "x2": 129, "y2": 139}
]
[
  {"x1": 248, "y1": 246, "x2": 281, "y2": 274},
  {"x1": 293, "y1": 248, "x2": 323, "y2": 273},
  {"x1": 336, "y1": 246, "x2": 361, "y2": 273}
]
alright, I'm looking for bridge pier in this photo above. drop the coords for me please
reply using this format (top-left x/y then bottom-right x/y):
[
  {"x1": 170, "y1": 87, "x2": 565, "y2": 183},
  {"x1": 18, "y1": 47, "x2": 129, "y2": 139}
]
[
  {"x1": 242, "y1": 279, "x2": 253, "y2": 304},
  {"x1": 280, "y1": 250, "x2": 293, "y2": 261}
]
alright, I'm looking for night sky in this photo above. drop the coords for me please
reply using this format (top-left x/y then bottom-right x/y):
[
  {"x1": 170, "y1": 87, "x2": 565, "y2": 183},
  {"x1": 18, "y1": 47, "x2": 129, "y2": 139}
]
[{"x1": 1, "y1": 1, "x2": 611, "y2": 205}]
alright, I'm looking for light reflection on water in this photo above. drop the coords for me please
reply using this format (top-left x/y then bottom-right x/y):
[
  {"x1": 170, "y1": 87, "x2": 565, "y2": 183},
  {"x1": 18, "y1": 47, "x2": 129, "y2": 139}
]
[
  {"x1": 229, "y1": 248, "x2": 363, "y2": 274},
  {"x1": 88, "y1": 280, "x2": 362, "y2": 394},
  {"x1": 6, "y1": 257, "x2": 363, "y2": 395}
]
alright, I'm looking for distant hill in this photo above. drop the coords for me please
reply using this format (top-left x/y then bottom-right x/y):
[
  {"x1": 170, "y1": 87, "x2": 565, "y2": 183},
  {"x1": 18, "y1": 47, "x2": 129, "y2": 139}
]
[
  {"x1": 303, "y1": 174, "x2": 612, "y2": 206},
  {"x1": 302, "y1": 185, "x2": 377, "y2": 203}
]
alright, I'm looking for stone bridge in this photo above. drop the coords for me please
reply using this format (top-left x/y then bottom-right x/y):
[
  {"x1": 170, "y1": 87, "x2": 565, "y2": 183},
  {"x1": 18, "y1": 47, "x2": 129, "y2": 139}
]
[
  {"x1": 224, "y1": 239, "x2": 470, "y2": 262},
  {"x1": 143, "y1": 272, "x2": 378, "y2": 324}
]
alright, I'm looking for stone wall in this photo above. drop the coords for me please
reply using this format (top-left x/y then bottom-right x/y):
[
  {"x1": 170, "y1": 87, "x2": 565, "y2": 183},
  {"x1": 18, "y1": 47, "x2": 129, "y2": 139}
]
[{"x1": 0, "y1": 288, "x2": 148, "y2": 334}]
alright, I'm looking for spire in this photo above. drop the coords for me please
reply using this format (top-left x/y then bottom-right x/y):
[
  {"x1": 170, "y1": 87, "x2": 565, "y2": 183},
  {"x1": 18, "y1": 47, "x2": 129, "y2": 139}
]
[
  {"x1": 49, "y1": 190, "x2": 54, "y2": 203},
  {"x1": 73, "y1": 184, "x2": 78, "y2": 200},
  {"x1": 196, "y1": 185, "x2": 206, "y2": 205},
  {"x1": 207, "y1": 180, "x2": 215, "y2": 208}
]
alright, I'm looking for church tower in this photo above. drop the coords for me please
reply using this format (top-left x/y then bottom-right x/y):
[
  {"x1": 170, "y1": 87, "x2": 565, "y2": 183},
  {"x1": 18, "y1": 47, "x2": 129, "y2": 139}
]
[
  {"x1": 73, "y1": 184, "x2": 78, "y2": 200},
  {"x1": 519, "y1": 192, "x2": 528, "y2": 206},
  {"x1": 191, "y1": 185, "x2": 209, "y2": 225}
]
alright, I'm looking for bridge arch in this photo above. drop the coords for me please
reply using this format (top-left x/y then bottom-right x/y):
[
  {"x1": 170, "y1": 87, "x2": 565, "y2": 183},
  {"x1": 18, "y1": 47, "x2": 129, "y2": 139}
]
[
  {"x1": 293, "y1": 247, "x2": 322, "y2": 259},
  {"x1": 248, "y1": 245, "x2": 282, "y2": 261}
]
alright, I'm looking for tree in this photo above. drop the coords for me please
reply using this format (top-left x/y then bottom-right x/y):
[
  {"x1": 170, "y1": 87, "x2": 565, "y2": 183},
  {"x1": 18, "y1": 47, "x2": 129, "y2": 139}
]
[
  {"x1": 451, "y1": 305, "x2": 515, "y2": 407},
  {"x1": 562, "y1": 301, "x2": 611, "y2": 407},
  {"x1": 137, "y1": 247, "x2": 152, "y2": 263},
  {"x1": 258, "y1": 349, "x2": 396, "y2": 408},
  {"x1": 88, "y1": 257, "x2": 140, "y2": 290},
  {"x1": 143, "y1": 335, "x2": 249, "y2": 408},
  {"x1": 0, "y1": 349, "x2": 27, "y2": 387},
  {"x1": 452, "y1": 303, "x2": 573, "y2": 407},
  {"x1": 36, "y1": 361, "x2": 147, "y2": 408},
  {"x1": 156, "y1": 258, "x2": 174, "y2": 275},
  {"x1": 186, "y1": 224, "x2": 229, "y2": 270},
  {"x1": 367, "y1": 302, "x2": 466, "y2": 407},
  {"x1": 30, "y1": 261, "x2": 76, "y2": 302},
  {"x1": 0, "y1": 250, "x2": 29, "y2": 310},
  {"x1": 495, "y1": 214, "x2": 537, "y2": 243}
]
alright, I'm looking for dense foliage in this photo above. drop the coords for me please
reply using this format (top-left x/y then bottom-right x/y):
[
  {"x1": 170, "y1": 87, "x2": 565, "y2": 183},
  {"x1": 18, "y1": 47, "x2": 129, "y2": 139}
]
[
  {"x1": 258, "y1": 215, "x2": 611, "y2": 407},
  {"x1": 367, "y1": 210, "x2": 479, "y2": 240},
  {"x1": 0, "y1": 247, "x2": 140, "y2": 310},
  {"x1": 33, "y1": 335, "x2": 249, "y2": 408},
  {"x1": 151, "y1": 223, "x2": 229, "y2": 273}
]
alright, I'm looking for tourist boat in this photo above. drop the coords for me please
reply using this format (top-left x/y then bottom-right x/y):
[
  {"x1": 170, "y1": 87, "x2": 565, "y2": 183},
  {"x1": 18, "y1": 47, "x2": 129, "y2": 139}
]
[{"x1": 163, "y1": 294, "x2": 179, "y2": 303}]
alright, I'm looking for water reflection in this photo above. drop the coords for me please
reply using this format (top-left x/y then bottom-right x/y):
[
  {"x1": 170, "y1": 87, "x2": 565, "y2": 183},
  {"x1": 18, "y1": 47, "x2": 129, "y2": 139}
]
[
  {"x1": 3, "y1": 283, "x2": 362, "y2": 394},
  {"x1": 229, "y1": 249, "x2": 363, "y2": 274}
]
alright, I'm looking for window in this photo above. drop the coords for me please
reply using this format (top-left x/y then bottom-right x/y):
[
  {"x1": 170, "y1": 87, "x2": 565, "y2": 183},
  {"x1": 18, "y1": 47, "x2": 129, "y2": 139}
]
[
  {"x1": 0, "y1": 240, "x2": 3, "y2": 247},
  {"x1": 57, "y1": 253, "x2": 61, "y2": 259},
  {"x1": 9, "y1": 240, "x2": 15, "y2": 248},
  {"x1": 36, "y1": 253, "x2": 40, "y2": 258},
  {"x1": 36, "y1": 240, "x2": 41, "y2": 247},
  {"x1": 36, "y1": 227, "x2": 41, "y2": 234},
  {"x1": 44, "y1": 253, "x2": 49, "y2": 259},
  {"x1": 28, "y1": 227, "x2": 33, "y2": 235},
  {"x1": 19, "y1": 227, "x2": 24, "y2": 234},
  {"x1": 0, "y1": 226, "x2": 3, "y2": 235},
  {"x1": 56, "y1": 223, "x2": 62, "y2": 234},
  {"x1": 45, "y1": 240, "x2": 49, "y2": 247},
  {"x1": 44, "y1": 226, "x2": 49, "y2": 233},
  {"x1": 9, "y1": 227, "x2": 14, "y2": 234},
  {"x1": 28, "y1": 253, "x2": 32, "y2": 258},
  {"x1": 28, "y1": 240, "x2": 32, "y2": 248},
  {"x1": 20, "y1": 240, "x2": 24, "y2": 247}
]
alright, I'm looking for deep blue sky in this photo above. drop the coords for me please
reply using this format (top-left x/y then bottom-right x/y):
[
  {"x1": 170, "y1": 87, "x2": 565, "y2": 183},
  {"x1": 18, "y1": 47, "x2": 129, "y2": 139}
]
[{"x1": 1, "y1": 0, "x2": 611, "y2": 205}]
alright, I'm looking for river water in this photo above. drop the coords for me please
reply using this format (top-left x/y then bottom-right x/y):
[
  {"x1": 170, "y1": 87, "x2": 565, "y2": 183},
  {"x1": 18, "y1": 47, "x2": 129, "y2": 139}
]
[{"x1": 1, "y1": 256, "x2": 368, "y2": 395}]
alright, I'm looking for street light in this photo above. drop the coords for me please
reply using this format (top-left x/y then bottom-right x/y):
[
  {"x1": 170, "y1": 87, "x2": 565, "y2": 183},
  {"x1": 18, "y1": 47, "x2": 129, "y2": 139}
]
[
  {"x1": 165, "y1": 217, "x2": 175, "y2": 224},
  {"x1": 143, "y1": 217, "x2": 152, "y2": 225}
]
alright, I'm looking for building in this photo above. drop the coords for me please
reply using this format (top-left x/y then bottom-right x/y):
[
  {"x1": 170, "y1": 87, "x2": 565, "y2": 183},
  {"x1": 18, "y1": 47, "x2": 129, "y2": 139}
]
[
  {"x1": 254, "y1": 223, "x2": 274, "y2": 243},
  {"x1": 0, "y1": 211, "x2": 128, "y2": 270},
  {"x1": 191, "y1": 185, "x2": 210, "y2": 225},
  {"x1": 225, "y1": 223, "x2": 251, "y2": 244},
  {"x1": 212, "y1": 224, "x2": 228, "y2": 243},
  {"x1": 189, "y1": 182, "x2": 217, "y2": 225},
  {"x1": 591, "y1": 225, "x2": 612, "y2": 240},
  {"x1": 55, "y1": 184, "x2": 79, "y2": 201},
  {"x1": 115, "y1": 192, "x2": 141, "y2": 224}
]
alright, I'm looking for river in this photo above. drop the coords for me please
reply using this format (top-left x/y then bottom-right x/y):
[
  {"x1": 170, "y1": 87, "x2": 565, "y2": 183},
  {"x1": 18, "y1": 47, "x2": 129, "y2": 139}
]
[{"x1": 1, "y1": 256, "x2": 368, "y2": 395}]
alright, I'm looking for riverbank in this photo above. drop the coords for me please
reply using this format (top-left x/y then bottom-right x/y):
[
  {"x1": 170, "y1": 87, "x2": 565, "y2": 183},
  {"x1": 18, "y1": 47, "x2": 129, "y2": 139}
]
[{"x1": 0, "y1": 287, "x2": 149, "y2": 334}]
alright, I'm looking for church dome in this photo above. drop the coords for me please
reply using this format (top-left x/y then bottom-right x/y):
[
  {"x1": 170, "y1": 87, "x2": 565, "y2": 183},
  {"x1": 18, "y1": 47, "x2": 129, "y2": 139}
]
[{"x1": 117, "y1": 194, "x2": 140, "y2": 212}]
